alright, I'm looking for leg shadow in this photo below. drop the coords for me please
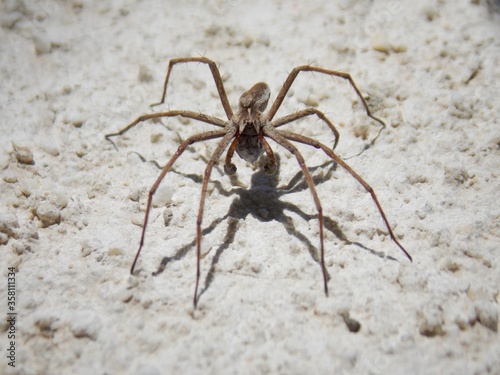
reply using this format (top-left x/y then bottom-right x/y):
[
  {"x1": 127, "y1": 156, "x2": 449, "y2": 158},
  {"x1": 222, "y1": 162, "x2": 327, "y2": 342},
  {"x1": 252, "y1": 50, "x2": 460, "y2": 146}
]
[{"x1": 146, "y1": 153, "x2": 386, "y2": 302}]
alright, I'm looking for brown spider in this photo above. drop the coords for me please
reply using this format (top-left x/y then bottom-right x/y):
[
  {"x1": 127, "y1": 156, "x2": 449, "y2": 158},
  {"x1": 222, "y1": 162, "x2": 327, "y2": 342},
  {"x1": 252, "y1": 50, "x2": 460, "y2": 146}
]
[{"x1": 105, "y1": 57, "x2": 412, "y2": 308}]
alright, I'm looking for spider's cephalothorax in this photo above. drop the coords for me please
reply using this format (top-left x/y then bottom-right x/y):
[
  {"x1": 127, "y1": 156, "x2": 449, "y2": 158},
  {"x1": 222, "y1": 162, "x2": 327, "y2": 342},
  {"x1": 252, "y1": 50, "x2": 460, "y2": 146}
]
[
  {"x1": 225, "y1": 82, "x2": 277, "y2": 176},
  {"x1": 105, "y1": 57, "x2": 412, "y2": 308}
]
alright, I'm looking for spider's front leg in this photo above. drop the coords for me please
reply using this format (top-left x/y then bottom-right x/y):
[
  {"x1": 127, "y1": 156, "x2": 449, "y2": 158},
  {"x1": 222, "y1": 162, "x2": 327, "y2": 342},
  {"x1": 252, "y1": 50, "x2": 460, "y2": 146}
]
[
  {"x1": 151, "y1": 57, "x2": 234, "y2": 120},
  {"x1": 193, "y1": 128, "x2": 238, "y2": 307},
  {"x1": 261, "y1": 125, "x2": 330, "y2": 296},
  {"x1": 267, "y1": 65, "x2": 386, "y2": 146}
]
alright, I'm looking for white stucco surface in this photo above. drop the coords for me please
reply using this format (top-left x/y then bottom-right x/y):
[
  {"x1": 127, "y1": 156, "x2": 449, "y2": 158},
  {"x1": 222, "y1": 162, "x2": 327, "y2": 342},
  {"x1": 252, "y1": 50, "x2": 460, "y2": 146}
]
[{"x1": 1, "y1": 1, "x2": 499, "y2": 374}]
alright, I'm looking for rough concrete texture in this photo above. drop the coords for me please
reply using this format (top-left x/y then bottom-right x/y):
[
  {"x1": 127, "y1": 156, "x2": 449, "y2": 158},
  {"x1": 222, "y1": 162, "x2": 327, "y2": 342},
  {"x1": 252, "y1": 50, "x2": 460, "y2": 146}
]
[{"x1": 0, "y1": 1, "x2": 499, "y2": 374}]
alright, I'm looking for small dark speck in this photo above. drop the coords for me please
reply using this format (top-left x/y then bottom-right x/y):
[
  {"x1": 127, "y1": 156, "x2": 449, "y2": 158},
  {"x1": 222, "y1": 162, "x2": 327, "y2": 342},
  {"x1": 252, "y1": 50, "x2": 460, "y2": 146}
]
[{"x1": 341, "y1": 311, "x2": 361, "y2": 333}]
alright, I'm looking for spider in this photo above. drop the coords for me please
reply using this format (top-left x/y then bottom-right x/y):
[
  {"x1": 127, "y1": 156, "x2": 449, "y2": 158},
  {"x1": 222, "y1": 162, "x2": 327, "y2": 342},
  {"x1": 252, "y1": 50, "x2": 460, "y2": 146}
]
[{"x1": 105, "y1": 57, "x2": 412, "y2": 308}]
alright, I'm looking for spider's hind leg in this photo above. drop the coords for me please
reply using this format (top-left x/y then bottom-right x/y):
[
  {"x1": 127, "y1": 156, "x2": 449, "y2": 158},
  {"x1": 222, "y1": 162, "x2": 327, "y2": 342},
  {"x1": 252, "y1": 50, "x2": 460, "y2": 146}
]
[{"x1": 277, "y1": 129, "x2": 412, "y2": 262}]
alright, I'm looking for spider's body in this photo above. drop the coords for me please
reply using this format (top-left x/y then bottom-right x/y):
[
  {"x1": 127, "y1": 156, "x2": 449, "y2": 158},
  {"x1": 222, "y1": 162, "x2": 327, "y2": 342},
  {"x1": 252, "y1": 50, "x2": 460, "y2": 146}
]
[
  {"x1": 232, "y1": 82, "x2": 271, "y2": 168},
  {"x1": 225, "y1": 82, "x2": 276, "y2": 175},
  {"x1": 234, "y1": 126, "x2": 263, "y2": 165},
  {"x1": 105, "y1": 57, "x2": 412, "y2": 308}
]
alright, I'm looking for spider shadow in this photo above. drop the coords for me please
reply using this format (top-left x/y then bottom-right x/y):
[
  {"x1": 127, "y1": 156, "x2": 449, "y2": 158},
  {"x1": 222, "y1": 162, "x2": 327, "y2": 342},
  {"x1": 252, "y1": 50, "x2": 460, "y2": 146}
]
[
  {"x1": 197, "y1": 157, "x2": 348, "y2": 300},
  {"x1": 147, "y1": 151, "x2": 393, "y2": 301},
  {"x1": 150, "y1": 154, "x2": 360, "y2": 300}
]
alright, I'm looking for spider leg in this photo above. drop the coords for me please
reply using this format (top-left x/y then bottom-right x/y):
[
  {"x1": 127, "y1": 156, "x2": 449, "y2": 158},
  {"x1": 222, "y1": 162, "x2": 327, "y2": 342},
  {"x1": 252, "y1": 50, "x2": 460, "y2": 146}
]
[
  {"x1": 267, "y1": 65, "x2": 385, "y2": 141},
  {"x1": 151, "y1": 57, "x2": 234, "y2": 120},
  {"x1": 105, "y1": 110, "x2": 226, "y2": 150},
  {"x1": 224, "y1": 135, "x2": 240, "y2": 175},
  {"x1": 272, "y1": 108, "x2": 340, "y2": 150},
  {"x1": 262, "y1": 126, "x2": 329, "y2": 297},
  {"x1": 194, "y1": 127, "x2": 238, "y2": 308},
  {"x1": 106, "y1": 110, "x2": 226, "y2": 138},
  {"x1": 258, "y1": 132, "x2": 278, "y2": 175},
  {"x1": 130, "y1": 129, "x2": 228, "y2": 275},
  {"x1": 277, "y1": 129, "x2": 412, "y2": 262}
]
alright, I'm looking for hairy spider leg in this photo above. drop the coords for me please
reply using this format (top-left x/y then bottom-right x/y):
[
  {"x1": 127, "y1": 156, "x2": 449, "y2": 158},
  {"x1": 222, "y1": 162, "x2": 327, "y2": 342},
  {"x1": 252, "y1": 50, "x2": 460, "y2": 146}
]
[
  {"x1": 104, "y1": 110, "x2": 226, "y2": 151},
  {"x1": 131, "y1": 129, "x2": 228, "y2": 274},
  {"x1": 272, "y1": 107, "x2": 341, "y2": 150},
  {"x1": 194, "y1": 127, "x2": 238, "y2": 307},
  {"x1": 266, "y1": 65, "x2": 386, "y2": 146},
  {"x1": 105, "y1": 110, "x2": 232, "y2": 274},
  {"x1": 262, "y1": 125, "x2": 330, "y2": 296},
  {"x1": 276, "y1": 129, "x2": 412, "y2": 262},
  {"x1": 151, "y1": 57, "x2": 234, "y2": 120}
]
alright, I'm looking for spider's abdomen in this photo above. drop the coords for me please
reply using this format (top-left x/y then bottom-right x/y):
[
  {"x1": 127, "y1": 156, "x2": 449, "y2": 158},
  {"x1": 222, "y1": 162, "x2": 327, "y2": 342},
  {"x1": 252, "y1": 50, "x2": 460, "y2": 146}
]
[{"x1": 236, "y1": 133, "x2": 263, "y2": 164}]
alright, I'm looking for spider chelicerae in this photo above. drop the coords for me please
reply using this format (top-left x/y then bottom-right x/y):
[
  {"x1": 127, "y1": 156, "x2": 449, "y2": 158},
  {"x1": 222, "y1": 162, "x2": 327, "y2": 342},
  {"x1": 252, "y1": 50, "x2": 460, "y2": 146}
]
[{"x1": 105, "y1": 57, "x2": 412, "y2": 307}]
